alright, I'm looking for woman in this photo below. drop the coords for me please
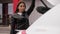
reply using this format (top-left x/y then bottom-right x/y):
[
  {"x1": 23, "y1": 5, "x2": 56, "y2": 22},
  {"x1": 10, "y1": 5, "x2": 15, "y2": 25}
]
[{"x1": 10, "y1": 0, "x2": 35, "y2": 34}]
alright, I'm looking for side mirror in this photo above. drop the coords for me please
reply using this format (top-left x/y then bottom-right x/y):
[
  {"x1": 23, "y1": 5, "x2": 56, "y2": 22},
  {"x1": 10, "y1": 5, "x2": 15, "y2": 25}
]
[{"x1": 36, "y1": 6, "x2": 50, "y2": 14}]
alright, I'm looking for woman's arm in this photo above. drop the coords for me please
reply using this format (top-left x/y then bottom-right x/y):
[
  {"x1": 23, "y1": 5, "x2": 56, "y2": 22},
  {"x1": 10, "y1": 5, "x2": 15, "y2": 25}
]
[
  {"x1": 10, "y1": 17, "x2": 16, "y2": 34},
  {"x1": 26, "y1": 0, "x2": 35, "y2": 16}
]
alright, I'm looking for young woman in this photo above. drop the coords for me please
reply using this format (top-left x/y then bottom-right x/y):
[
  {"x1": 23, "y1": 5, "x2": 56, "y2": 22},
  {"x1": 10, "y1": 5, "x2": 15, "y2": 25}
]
[{"x1": 10, "y1": 0, "x2": 35, "y2": 34}]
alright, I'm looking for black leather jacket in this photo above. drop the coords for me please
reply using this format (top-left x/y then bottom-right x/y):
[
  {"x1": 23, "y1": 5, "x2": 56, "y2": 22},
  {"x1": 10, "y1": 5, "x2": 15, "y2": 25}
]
[{"x1": 11, "y1": 13, "x2": 29, "y2": 30}]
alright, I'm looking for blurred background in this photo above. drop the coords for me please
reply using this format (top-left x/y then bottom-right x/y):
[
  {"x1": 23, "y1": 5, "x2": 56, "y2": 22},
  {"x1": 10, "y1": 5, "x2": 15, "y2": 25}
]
[{"x1": 0, "y1": 0, "x2": 53, "y2": 34}]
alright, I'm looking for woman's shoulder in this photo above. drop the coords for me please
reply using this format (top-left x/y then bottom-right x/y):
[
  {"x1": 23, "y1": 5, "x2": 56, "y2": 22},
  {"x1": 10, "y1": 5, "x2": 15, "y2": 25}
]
[{"x1": 11, "y1": 13, "x2": 19, "y2": 18}]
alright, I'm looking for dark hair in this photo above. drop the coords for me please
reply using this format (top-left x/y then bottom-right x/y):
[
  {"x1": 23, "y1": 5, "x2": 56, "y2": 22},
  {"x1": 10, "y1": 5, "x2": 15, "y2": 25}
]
[{"x1": 15, "y1": 2, "x2": 26, "y2": 13}]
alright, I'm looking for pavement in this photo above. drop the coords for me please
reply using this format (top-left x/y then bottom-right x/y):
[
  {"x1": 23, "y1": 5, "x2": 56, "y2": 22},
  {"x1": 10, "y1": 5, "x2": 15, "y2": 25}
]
[{"x1": 0, "y1": 25, "x2": 11, "y2": 34}]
